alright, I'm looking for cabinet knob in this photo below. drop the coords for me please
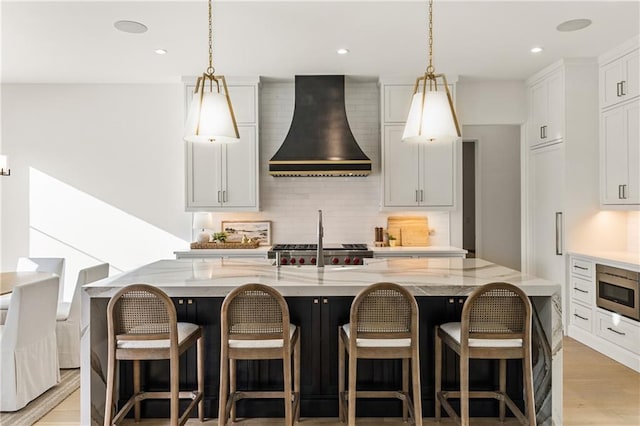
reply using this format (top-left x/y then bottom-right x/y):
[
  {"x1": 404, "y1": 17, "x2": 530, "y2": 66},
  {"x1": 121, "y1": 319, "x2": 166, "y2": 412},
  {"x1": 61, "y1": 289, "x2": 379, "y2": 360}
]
[
  {"x1": 313, "y1": 299, "x2": 319, "y2": 304},
  {"x1": 178, "y1": 299, "x2": 184, "y2": 305},
  {"x1": 323, "y1": 298, "x2": 328, "y2": 304}
]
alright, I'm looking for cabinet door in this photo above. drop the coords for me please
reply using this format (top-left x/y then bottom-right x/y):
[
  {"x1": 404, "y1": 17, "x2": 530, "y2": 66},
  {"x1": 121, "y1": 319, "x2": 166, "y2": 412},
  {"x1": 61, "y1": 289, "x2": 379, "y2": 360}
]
[
  {"x1": 187, "y1": 142, "x2": 223, "y2": 208},
  {"x1": 601, "y1": 49, "x2": 640, "y2": 109},
  {"x1": 529, "y1": 79, "x2": 548, "y2": 147},
  {"x1": 601, "y1": 100, "x2": 640, "y2": 205},
  {"x1": 383, "y1": 125, "x2": 420, "y2": 207},
  {"x1": 222, "y1": 126, "x2": 258, "y2": 209},
  {"x1": 419, "y1": 141, "x2": 454, "y2": 207},
  {"x1": 545, "y1": 71, "x2": 564, "y2": 143},
  {"x1": 528, "y1": 144, "x2": 565, "y2": 288},
  {"x1": 383, "y1": 84, "x2": 414, "y2": 123}
]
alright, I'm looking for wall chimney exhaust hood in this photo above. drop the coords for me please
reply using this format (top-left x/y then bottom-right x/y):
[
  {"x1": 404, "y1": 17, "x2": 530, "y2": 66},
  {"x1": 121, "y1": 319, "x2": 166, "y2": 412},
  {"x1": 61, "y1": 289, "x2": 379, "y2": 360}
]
[{"x1": 269, "y1": 75, "x2": 372, "y2": 177}]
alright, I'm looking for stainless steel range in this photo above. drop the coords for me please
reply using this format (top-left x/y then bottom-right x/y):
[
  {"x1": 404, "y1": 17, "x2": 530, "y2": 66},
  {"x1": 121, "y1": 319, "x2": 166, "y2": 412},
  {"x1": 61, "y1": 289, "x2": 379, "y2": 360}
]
[{"x1": 268, "y1": 243, "x2": 373, "y2": 266}]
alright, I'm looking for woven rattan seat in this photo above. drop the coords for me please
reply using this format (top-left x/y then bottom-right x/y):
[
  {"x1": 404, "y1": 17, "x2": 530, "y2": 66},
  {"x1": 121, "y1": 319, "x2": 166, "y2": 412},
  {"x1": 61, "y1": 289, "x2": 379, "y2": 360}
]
[
  {"x1": 435, "y1": 282, "x2": 536, "y2": 426},
  {"x1": 104, "y1": 284, "x2": 204, "y2": 426},
  {"x1": 218, "y1": 283, "x2": 300, "y2": 426},
  {"x1": 338, "y1": 282, "x2": 422, "y2": 426}
]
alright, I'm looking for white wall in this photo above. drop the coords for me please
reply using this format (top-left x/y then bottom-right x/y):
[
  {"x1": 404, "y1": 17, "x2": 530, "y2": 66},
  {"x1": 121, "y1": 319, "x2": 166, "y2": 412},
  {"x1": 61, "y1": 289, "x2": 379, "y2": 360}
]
[
  {"x1": 1, "y1": 84, "x2": 191, "y2": 298},
  {"x1": 457, "y1": 79, "x2": 526, "y2": 125},
  {"x1": 463, "y1": 125, "x2": 521, "y2": 270}
]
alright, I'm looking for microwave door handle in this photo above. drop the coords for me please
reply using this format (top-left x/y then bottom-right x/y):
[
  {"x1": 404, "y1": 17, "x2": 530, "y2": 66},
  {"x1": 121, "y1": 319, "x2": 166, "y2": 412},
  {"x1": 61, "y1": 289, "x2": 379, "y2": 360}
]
[{"x1": 555, "y1": 212, "x2": 563, "y2": 256}]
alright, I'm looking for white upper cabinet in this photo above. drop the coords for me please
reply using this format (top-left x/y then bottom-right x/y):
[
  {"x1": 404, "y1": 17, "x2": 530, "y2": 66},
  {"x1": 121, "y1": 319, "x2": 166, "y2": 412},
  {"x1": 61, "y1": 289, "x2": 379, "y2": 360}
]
[
  {"x1": 528, "y1": 67, "x2": 564, "y2": 147},
  {"x1": 600, "y1": 48, "x2": 639, "y2": 109},
  {"x1": 380, "y1": 80, "x2": 456, "y2": 210},
  {"x1": 599, "y1": 38, "x2": 640, "y2": 207},
  {"x1": 601, "y1": 99, "x2": 640, "y2": 205},
  {"x1": 184, "y1": 77, "x2": 260, "y2": 211}
]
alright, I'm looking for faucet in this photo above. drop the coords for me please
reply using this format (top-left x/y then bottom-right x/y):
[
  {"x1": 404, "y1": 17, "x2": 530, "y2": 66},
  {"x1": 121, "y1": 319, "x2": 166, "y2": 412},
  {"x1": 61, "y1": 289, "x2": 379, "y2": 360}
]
[{"x1": 317, "y1": 209, "x2": 324, "y2": 268}]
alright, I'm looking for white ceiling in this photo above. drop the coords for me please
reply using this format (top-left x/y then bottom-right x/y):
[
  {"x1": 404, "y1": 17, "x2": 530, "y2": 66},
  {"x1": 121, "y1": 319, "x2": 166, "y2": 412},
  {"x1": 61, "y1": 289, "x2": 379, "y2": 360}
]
[{"x1": 2, "y1": 1, "x2": 639, "y2": 83}]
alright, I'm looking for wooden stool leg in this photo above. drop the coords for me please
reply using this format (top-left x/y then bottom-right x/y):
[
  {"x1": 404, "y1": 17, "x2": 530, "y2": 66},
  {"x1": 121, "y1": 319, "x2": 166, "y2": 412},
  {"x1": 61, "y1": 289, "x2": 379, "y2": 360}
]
[
  {"x1": 294, "y1": 333, "x2": 301, "y2": 424},
  {"x1": 133, "y1": 360, "x2": 141, "y2": 422},
  {"x1": 460, "y1": 352, "x2": 469, "y2": 426},
  {"x1": 218, "y1": 348, "x2": 229, "y2": 426},
  {"x1": 198, "y1": 336, "x2": 205, "y2": 422},
  {"x1": 283, "y1": 347, "x2": 293, "y2": 426},
  {"x1": 499, "y1": 358, "x2": 506, "y2": 421},
  {"x1": 523, "y1": 349, "x2": 536, "y2": 426},
  {"x1": 338, "y1": 328, "x2": 345, "y2": 423},
  {"x1": 103, "y1": 349, "x2": 116, "y2": 426},
  {"x1": 229, "y1": 359, "x2": 237, "y2": 423},
  {"x1": 402, "y1": 358, "x2": 409, "y2": 422},
  {"x1": 434, "y1": 327, "x2": 442, "y2": 422},
  {"x1": 412, "y1": 349, "x2": 423, "y2": 426},
  {"x1": 170, "y1": 355, "x2": 179, "y2": 426},
  {"x1": 347, "y1": 348, "x2": 357, "y2": 426}
]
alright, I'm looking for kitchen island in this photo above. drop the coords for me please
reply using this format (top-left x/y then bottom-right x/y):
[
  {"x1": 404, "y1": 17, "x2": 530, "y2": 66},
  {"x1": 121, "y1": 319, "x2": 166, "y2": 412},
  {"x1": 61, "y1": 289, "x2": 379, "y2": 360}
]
[{"x1": 81, "y1": 257, "x2": 562, "y2": 425}]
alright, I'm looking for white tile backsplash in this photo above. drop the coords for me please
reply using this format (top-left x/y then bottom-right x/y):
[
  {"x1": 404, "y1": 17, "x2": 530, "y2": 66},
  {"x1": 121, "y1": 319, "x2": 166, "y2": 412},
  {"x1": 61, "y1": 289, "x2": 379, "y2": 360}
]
[{"x1": 208, "y1": 79, "x2": 450, "y2": 246}]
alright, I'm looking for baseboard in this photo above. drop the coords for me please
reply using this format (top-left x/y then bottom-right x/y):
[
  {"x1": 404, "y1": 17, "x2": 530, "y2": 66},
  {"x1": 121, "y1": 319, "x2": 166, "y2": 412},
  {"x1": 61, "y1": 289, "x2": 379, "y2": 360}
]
[{"x1": 568, "y1": 325, "x2": 640, "y2": 372}]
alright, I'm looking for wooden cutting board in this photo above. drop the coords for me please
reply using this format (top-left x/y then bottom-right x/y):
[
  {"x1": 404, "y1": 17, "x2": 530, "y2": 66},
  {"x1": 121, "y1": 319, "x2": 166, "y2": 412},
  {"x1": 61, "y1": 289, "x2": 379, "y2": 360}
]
[{"x1": 386, "y1": 216, "x2": 429, "y2": 247}]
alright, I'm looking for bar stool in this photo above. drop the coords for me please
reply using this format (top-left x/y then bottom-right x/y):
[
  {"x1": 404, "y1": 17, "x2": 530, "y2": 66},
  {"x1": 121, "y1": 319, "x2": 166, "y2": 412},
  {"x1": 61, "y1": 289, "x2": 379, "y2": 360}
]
[
  {"x1": 104, "y1": 284, "x2": 204, "y2": 426},
  {"x1": 435, "y1": 282, "x2": 536, "y2": 426},
  {"x1": 218, "y1": 283, "x2": 300, "y2": 426},
  {"x1": 338, "y1": 282, "x2": 422, "y2": 426}
]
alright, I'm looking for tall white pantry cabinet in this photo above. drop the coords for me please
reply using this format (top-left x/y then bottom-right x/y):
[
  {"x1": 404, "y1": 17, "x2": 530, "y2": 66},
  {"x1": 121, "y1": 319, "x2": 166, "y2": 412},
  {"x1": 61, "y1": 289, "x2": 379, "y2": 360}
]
[
  {"x1": 523, "y1": 59, "x2": 600, "y2": 328},
  {"x1": 183, "y1": 77, "x2": 260, "y2": 211}
]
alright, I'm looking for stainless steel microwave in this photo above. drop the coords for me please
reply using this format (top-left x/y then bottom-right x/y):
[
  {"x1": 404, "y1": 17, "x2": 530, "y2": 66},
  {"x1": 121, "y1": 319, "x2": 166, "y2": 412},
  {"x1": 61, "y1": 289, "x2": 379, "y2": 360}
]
[{"x1": 596, "y1": 264, "x2": 639, "y2": 321}]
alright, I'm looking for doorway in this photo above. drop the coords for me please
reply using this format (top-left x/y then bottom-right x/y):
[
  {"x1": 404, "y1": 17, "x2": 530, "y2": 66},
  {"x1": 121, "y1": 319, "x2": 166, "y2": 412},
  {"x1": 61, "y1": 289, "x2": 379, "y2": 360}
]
[{"x1": 462, "y1": 140, "x2": 476, "y2": 258}]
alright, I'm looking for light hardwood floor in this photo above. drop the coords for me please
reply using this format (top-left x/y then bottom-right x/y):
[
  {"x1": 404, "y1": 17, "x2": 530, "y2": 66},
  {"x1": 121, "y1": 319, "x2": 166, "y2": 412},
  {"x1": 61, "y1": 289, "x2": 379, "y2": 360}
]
[{"x1": 36, "y1": 337, "x2": 640, "y2": 425}]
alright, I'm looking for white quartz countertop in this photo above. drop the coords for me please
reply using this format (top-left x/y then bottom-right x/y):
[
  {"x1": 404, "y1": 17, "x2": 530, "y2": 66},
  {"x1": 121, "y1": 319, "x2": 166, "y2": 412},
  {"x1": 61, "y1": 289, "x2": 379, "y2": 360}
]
[
  {"x1": 85, "y1": 257, "x2": 560, "y2": 298},
  {"x1": 569, "y1": 250, "x2": 640, "y2": 270}
]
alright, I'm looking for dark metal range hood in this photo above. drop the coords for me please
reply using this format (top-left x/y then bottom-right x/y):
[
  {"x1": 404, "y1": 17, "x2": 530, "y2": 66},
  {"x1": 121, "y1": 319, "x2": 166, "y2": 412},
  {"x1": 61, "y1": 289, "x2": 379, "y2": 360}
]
[{"x1": 269, "y1": 75, "x2": 372, "y2": 177}]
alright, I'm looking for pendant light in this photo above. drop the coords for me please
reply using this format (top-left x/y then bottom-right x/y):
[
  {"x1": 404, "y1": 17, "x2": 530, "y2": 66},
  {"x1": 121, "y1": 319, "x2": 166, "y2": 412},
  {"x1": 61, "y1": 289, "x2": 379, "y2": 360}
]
[
  {"x1": 402, "y1": 0, "x2": 460, "y2": 143},
  {"x1": 184, "y1": 0, "x2": 239, "y2": 144}
]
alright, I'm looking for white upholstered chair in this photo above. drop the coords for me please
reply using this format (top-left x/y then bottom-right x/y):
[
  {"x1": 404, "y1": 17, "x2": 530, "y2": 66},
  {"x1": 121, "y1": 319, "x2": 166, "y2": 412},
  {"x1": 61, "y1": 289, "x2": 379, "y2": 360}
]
[
  {"x1": 57, "y1": 263, "x2": 109, "y2": 368},
  {"x1": 0, "y1": 276, "x2": 61, "y2": 411},
  {"x1": 0, "y1": 257, "x2": 66, "y2": 320}
]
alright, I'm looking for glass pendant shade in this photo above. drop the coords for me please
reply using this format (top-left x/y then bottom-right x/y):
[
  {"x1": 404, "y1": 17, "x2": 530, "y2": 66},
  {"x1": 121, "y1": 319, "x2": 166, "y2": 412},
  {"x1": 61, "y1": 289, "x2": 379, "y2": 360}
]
[
  {"x1": 184, "y1": 77, "x2": 239, "y2": 144},
  {"x1": 402, "y1": 89, "x2": 459, "y2": 143}
]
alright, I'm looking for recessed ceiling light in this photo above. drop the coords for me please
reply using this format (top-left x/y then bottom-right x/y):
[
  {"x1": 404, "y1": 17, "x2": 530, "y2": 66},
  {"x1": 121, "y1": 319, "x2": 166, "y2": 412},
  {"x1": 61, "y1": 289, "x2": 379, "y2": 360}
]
[
  {"x1": 155, "y1": 49, "x2": 168, "y2": 55},
  {"x1": 337, "y1": 48, "x2": 350, "y2": 55},
  {"x1": 114, "y1": 20, "x2": 148, "y2": 34},
  {"x1": 530, "y1": 46, "x2": 544, "y2": 54},
  {"x1": 557, "y1": 18, "x2": 592, "y2": 32}
]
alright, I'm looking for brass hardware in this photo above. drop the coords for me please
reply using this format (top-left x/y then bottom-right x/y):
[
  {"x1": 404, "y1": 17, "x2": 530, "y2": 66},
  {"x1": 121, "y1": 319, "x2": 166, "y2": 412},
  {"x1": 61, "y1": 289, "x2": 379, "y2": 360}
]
[
  {"x1": 188, "y1": 299, "x2": 193, "y2": 305},
  {"x1": 323, "y1": 298, "x2": 328, "y2": 304},
  {"x1": 178, "y1": 299, "x2": 184, "y2": 305},
  {"x1": 448, "y1": 298, "x2": 454, "y2": 304},
  {"x1": 458, "y1": 298, "x2": 463, "y2": 304},
  {"x1": 313, "y1": 299, "x2": 319, "y2": 304}
]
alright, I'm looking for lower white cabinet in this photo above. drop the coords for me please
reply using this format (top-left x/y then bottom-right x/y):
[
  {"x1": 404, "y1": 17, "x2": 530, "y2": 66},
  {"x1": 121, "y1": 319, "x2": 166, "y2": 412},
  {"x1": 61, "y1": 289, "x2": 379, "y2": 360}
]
[{"x1": 567, "y1": 254, "x2": 640, "y2": 372}]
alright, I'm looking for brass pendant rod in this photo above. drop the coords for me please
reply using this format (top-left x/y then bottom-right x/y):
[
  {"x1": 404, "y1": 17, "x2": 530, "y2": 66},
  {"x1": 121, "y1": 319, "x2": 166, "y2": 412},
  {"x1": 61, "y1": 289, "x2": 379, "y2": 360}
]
[
  {"x1": 426, "y1": 0, "x2": 434, "y2": 75},
  {"x1": 207, "y1": 0, "x2": 215, "y2": 75}
]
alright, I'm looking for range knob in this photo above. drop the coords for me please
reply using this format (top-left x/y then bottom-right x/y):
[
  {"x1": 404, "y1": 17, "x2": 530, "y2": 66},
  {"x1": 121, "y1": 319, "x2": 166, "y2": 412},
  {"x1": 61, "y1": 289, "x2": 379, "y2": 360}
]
[
  {"x1": 310, "y1": 257, "x2": 317, "y2": 265},
  {"x1": 280, "y1": 258, "x2": 288, "y2": 265},
  {"x1": 298, "y1": 258, "x2": 305, "y2": 265},
  {"x1": 353, "y1": 257, "x2": 361, "y2": 265},
  {"x1": 332, "y1": 257, "x2": 340, "y2": 265},
  {"x1": 290, "y1": 258, "x2": 296, "y2": 265},
  {"x1": 344, "y1": 257, "x2": 351, "y2": 265}
]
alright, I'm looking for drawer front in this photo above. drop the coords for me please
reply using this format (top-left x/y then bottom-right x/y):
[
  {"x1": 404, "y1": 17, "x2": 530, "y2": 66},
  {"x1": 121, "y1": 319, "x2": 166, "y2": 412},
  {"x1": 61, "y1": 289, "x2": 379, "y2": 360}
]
[
  {"x1": 571, "y1": 276, "x2": 594, "y2": 306},
  {"x1": 595, "y1": 311, "x2": 640, "y2": 354},
  {"x1": 571, "y1": 303, "x2": 593, "y2": 332},
  {"x1": 571, "y1": 258, "x2": 593, "y2": 279}
]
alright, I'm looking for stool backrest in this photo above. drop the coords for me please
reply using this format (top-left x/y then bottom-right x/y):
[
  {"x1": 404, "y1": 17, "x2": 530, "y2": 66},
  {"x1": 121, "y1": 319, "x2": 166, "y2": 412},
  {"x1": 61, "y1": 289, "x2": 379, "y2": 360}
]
[
  {"x1": 350, "y1": 282, "x2": 418, "y2": 340},
  {"x1": 462, "y1": 282, "x2": 532, "y2": 342},
  {"x1": 221, "y1": 283, "x2": 290, "y2": 341},
  {"x1": 107, "y1": 284, "x2": 177, "y2": 345}
]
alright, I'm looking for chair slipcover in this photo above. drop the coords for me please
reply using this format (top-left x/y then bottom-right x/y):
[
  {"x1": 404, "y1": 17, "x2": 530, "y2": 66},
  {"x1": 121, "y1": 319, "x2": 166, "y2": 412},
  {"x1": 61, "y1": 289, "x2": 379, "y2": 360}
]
[
  {"x1": 0, "y1": 277, "x2": 60, "y2": 411},
  {"x1": 0, "y1": 257, "x2": 66, "y2": 321},
  {"x1": 56, "y1": 263, "x2": 109, "y2": 368}
]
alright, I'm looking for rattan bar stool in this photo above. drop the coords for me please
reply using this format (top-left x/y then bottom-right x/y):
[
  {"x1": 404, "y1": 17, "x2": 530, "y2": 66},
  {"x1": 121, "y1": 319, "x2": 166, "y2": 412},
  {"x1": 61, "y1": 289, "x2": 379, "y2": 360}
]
[
  {"x1": 435, "y1": 282, "x2": 536, "y2": 426},
  {"x1": 104, "y1": 284, "x2": 204, "y2": 426},
  {"x1": 218, "y1": 283, "x2": 300, "y2": 426},
  {"x1": 338, "y1": 282, "x2": 422, "y2": 426}
]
